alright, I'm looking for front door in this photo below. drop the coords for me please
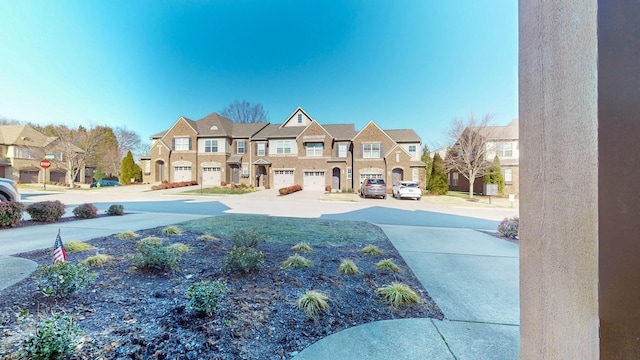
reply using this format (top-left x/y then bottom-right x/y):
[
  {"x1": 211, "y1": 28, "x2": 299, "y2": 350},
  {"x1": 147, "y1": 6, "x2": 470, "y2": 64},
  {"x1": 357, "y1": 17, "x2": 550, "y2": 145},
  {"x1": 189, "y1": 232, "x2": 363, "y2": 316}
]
[
  {"x1": 332, "y1": 167, "x2": 340, "y2": 190},
  {"x1": 392, "y1": 168, "x2": 403, "y2": 185}
]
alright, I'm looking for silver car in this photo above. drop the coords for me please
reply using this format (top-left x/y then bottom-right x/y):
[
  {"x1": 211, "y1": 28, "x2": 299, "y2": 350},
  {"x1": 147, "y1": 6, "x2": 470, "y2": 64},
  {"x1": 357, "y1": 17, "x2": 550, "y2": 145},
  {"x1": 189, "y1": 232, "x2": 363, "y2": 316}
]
[
  {"x1": 0, "y1": 178, "x2": 20, "y2": 202},
  {"x1": 360, "y1": 178, "x2": 387, "y2": 199},
  {"x1": 392, "y1": 181, "x2": 422, "y2": 200}
]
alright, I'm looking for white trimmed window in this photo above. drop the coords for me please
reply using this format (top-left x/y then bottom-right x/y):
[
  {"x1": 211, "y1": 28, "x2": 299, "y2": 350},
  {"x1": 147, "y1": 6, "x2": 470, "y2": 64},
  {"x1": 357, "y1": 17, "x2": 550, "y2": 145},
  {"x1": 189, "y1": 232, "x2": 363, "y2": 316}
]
[
  {"x1": 257, "y1": 143, "x2": 266, "y2": 156},
  {"x1": 347, "y1": 167, "x2": 352, "y2": 179},
  {"x1": 452, "y1": 172, "x2": 459, "y2": 186},
  {"x1": 412, "y1": 169, "x2": 419, "y2": 182},
  {"x1": 236, "y1": 140, "x2": 246, "y2": 154},
  {"x1": 174, "y1": 137, "x2": 190, "y2": 151},
  {"x1": 242, "y1": 163, "x2": 249, "y2": 176},
  {"x1": 338, "y1": 143, "x2": 347, "y2": 158},
  {"x1": 276, "y1": 140, "x2": 292, "y2": 154},
  {"x1": 297, "y1": 113, "x2": 302, "y2": 124},
  {"x1": 363, "y1": 143, "x2": 381, "y2": 158},
  {"x1": 306, "y1": 143, "x2": 323, "y2": 157},
  {"x1": 503, "y1": 168, "x2": 513, "y2": 184},
  {"x1": 408, "y1": 145, "x2": 417, "y2": 153},
  {"x1": 204, "y1": 140, "x2": 218, "y2": 153},
  {"x1": 145, "y1": 161, "x2": 151, "y2": 173},
  {"x1": 496, "y1": 143, "x2": 513, "y2": 158}
]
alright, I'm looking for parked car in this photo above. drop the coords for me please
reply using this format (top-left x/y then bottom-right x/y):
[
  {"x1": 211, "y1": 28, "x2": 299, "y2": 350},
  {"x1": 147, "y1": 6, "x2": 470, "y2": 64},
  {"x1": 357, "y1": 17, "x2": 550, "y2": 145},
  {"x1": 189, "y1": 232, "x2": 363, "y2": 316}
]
[
  {"x1": 90, "y1": 180, "x2": 122, "y2": 188},
  {"x1": 359, "y1": 178, "x2": 387, "y2": 199},
  {"x1": 392, "y1": 180, "x2": 422, "y2": 200},
  {"x1": 0, "y1": 178, "x2": 19, "y2": 202}
]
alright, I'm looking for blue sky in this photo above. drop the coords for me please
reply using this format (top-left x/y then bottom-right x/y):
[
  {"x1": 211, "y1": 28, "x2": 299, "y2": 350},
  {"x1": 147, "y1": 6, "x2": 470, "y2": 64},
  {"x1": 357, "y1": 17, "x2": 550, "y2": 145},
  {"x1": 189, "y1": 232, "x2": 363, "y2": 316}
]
[{"x1": 0, "y1": 1, "x2": 518, "y2": 150}]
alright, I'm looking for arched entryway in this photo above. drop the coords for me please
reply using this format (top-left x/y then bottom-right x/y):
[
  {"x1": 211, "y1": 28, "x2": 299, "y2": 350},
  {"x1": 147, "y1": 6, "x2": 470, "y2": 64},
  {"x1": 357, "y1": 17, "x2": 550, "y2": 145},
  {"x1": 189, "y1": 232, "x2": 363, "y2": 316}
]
[
  {"x1": 256, "y1": 165, "x2": 267, "y2": 187},
  {"x1": 155, "y1": 160, "x2": 165, "y2": 182},
  {"x1": 332, "y1": 167, "x2": 341, "y2": 190},
  {"x1": 392, "y1": 168, "x2": 404, "y2": 185}
]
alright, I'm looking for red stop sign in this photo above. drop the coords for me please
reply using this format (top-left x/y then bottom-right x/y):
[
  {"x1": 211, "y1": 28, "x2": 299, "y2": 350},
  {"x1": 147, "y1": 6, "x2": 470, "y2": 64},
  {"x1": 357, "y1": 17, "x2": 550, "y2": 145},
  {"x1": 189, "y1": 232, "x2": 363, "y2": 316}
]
[{"x1": 40, "y1": 159, "x2": 51, "y2": 168}]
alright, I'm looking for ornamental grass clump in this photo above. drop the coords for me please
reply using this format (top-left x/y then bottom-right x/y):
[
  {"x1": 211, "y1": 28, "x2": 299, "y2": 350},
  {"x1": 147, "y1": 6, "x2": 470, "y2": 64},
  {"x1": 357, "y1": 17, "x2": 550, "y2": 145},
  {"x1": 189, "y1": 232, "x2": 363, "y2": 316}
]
[
  {"x1": 498, "y1": 216, "x2": 519, "y2": 239},
  {"x1": 34, "y1": 262, "x2": 95, "y2": 298},
  {"x1": 376, "y1": 258, "x2": 401, "y2": 273},
  {"x1": 115, "y1": 230, "x2": 140, "y2": 240},
  {"x1": 281, "y1": 254, "x2": 312, "y2": 269},
  {"x1": 338, "y1": 259, "x2": 360, "y2": 275},
  {"x1": 26, "y1": 200, "x2": 66, "y2": 222},
  {"x1": 291, "y1": 242, "x2": 312, "y2": 253},
  {"x1": 296, "y1": 290, "x2": 330, "y2": 320},
  {"x1": 168, "y1": 243, "x2": 191, "y2": 253},
  {"x1": 376, "y1": 282, "x2": 421, "y2": 309},
  {"x1": 79, "y1": 254, "x2": 113, "y2": 267},
  {"x1": 186, "y1": 280, "x2": 228, "y2": 316},
  {"x1": 132, "y1": 237, "x2": 182, "y2": 271},
  {"x1": 360, "y1": 244, "x2": 383, "y2": 256},
  {"x1": 161, "y1": 225, "x2": 182, "y2": 235},
  {"x1": 72, "y1": 203, "x2": 97, "y2": 219},
  {"x1": 198, "y1": 234, "x2": 219, "y2": 241},
  {"x1": 64, "y1": 241, "x2": 93, "y2": 253},
  {"x1": 20, "y1": 315, "x2": 83, "y2": 360}
]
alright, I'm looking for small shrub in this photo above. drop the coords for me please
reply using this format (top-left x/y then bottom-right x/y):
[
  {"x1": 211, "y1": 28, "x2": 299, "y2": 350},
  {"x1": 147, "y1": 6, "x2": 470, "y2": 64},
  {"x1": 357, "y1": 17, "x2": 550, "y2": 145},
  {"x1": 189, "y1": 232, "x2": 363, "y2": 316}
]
[
  {"x1": 296, "y1": 290, "x2": 330, "y2": 320},
  {"x1": 291, "y1": 242, "x2": 312, "y2": 253},
  {"x1": 107, "y1": 204, "x2": 125, "y2": 216},
  {"x1": 72, "y1": 203, "x2": 97, "y2": 219},
  {"x1": 498, "y1": 216, "x2": 519, "y2": 239},
  {"x1": 0, "y1": 201, "x2": 24, "y2": 227},
  {"x1": 115, "y1": 230, "x2": 140, "y2": 240},
  {"x1": 338, "y1": 259, "x2": 360, "y2": 275},
  {"x1": 79, "y1": 254, "x2": 113, "y2": 267},
  {"x1": 20, "y1": 315, "x2": 83, "y2": 360},
  {"x1": 162, "y1": 225, "x2": 182, "y2": 235},
  {"x1": 230, "y1": 228, "x2": 265, "y2": 248},
  {"x1": 225, "y1": 246, "x2": 265, "y2": 273},
  {"x1": 186, "y1": 280, "x2": 228, "y2": 316},
  {"x1": 132, "y1": 237, "x2": 182, "y2": 270},
  {"x1": 168, "y1": 243, "x2": 191, "y2": 253},
  {"x1": 325, "y1": 185, "x2": 331, "y2": 192},
  {"x1": 26, "y1": 200, "x2": 66, "y2": 222},
  {"x1": 64, "y1": 241, "x2": 93, "y2": 253},
  {"x1": 360, "y1": 244, "x2": 383, "y2": 256},
  {"x1": 34, "y1": 262, "x2": 95, "y2": 298},
  {"x1": 278, "y1": 184, "x2": 303, "y2": 195},
  {"x1": 376, "y1": 282, "x2": 421, "y2": 309},
  {"x1": 376, "y1": 258, "x2": 401, "y2": 273},
  {"x1": 282, "y1": 254, "x2": 312, "y2": 269},
  {"x1": 198, "y1": 234, "x2": 219, "y2": 241}
]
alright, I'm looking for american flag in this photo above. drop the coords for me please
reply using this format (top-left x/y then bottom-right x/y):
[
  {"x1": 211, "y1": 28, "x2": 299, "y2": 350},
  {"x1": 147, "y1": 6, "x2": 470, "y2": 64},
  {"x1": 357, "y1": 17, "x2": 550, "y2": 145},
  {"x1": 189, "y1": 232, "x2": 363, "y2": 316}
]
[{"x1": 53, "y1": 229, "x2": 67, "y2": 264}]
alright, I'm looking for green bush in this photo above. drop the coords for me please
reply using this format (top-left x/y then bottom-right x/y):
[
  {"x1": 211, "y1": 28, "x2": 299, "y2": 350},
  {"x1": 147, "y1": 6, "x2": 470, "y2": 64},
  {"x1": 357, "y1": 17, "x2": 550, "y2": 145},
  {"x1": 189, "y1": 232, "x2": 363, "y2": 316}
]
[
  {"x1": 34, "y1": 262, "x2": 95, "y2": 298},
  {"x1": 296, "y1": 290, "x2": 330, "y2": 320},
  {"x1": 498, "y1": 216, "x2": 519, "y2": 239},
  {"x1": 132, "y1": 237, "x2": 182, "y2": 270},
  {"x1": 72, "y1": 203, "x2": 97, "y2": 219},
  {"x1": 281, "y1": 254, "x2": 312, "y2": 269},
  {"x1": 428, "y1": 153, "x2": 448, "y2": 195},
  {"x1": 0, "y1": 201, "x2": 24, "y2": 227},
  {"x1": 225, "y1": 246, "x2": 265, "y2": 273},
  {"x1": 338, "y1": 259, "x2": 360, "y2": 275},
  {"x1": 186, "y1": 280, "x2": 228, "y2": 316},
  {"x1": 107, "y1": 204, "x2": 124, "y2": 216},
  {"x1": 20, "y1": 315, "x2": 83, "y2": 360},
  {"x1": 230, "y1": 228, "x2": 265, "y2": 248},
  {"x1": 26, "y1": 200, "x2": 66, "y2": 222}
]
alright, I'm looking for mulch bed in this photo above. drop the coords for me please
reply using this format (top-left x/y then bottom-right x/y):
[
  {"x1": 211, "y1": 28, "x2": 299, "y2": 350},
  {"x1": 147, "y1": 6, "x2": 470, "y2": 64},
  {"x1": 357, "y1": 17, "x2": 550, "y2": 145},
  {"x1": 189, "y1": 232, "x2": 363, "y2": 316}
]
[{"x1": 0, "y1": 225, "x2": 443, "y2": 359}]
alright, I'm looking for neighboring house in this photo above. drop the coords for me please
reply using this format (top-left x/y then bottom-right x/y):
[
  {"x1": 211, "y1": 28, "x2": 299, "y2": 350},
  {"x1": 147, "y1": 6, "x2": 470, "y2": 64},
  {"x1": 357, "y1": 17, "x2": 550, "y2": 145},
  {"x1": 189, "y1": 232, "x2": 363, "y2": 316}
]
[
  {"x1": 0, "y1": 125, "x2": 88, "y2": 184},
  {"x1": 142, "y1": 107, "x2": 426, "y2": 191},
  {"x1": 447, "y1": 119, "x2": 519, "y2": 196}
]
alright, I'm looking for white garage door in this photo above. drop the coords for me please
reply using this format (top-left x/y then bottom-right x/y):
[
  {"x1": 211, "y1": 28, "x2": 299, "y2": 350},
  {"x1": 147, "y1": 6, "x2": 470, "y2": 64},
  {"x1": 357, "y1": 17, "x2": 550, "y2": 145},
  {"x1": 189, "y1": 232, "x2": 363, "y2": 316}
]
[
  {"x1": 360, "y1": 173, "x2": 383, "y2": 186},
  {"x1": 273, "y1": 170, "x2": 294, "y2": 188},
  {"x1": 173, "y1": 166, "x2": 192, "y2": 182},
  {"x1": 303, "y1": 171, "x2": 325, "y2": 191},
  {"x1": 202, "y1": 167, "x2": 221, "y2": 186}
]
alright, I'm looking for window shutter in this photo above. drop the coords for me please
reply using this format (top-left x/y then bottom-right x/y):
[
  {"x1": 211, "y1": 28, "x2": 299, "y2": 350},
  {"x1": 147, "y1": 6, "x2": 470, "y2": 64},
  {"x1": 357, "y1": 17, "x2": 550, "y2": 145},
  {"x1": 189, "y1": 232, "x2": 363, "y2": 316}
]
[
  {"x1": 360, "y1": 144, "x2": 364, "y2": 158},
  {"x1": 172, "y1": 138, "x2": 176, "y2": 150},
  {"x1": 380, "y1": 144, "x2": 383, "y2": 158},
  {"x1": 188, "y1": 138, "x2": 192, "y2": 151}
]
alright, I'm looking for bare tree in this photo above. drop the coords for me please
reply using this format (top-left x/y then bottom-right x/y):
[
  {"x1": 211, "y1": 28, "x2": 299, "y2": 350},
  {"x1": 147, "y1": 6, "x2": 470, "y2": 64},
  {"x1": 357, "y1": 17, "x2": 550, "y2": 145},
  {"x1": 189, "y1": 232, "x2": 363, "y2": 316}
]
[
  {"x1": 220, "y1": 100, "x2": 269, "y2": 123},
  {"x1": 444, "y1": 113, "x2": 495, "y2": 198},
  {"x1": 47, "y1": 125, "x2": 104, "y2": 187}
]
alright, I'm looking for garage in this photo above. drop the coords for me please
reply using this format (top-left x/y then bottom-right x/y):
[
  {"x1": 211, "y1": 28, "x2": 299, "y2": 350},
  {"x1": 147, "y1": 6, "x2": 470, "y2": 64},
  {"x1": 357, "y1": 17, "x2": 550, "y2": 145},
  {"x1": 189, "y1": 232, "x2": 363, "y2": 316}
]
[
  {"x1": 173, "y1": 166, "x2": 192, "y2": 182},
  {"x1": 20, "y1": 170, "x2": 39, "y2": 184},
  {"x1": 50, "y1": 171, "x2": 66, "y2": 184},
  {"x1": 359, "y1": 173, "x2": 383, "y2": 186},
  {"x1": 201, "y1": 167, "x2": 221, "y2": 186},
  {"x1": 273, "y1": 170, "x2": 294, "y2": 188},
  {"x1": 303, "y1": 171, "x2": 325, "y2": 191}
]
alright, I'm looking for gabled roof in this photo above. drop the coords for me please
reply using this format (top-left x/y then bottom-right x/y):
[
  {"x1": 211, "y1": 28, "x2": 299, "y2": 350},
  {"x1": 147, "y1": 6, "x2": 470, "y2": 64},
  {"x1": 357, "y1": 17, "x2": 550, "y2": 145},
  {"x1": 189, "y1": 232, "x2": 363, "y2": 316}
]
[
  {"x1": 280, "y1": 106, "x2": 314, "y2": 128},
  {"x1": 252, "y1": 124, "x2": 305, "y2": 140},
  {"x1": 474, "y1": 119, "x2": 519, "y2": 140},
  {"x1": 352, "y1": 120, "x2": 396, "y2": 144},
  {"x1": 157, "y1": 112, "x2": 269, "y2": 139},
  {"x1": 385, "y1": 129, "x2": 421, "y2": 143},
  {"x1": 323, "y1": 124, "x2": 357, "y2": 141},
  {"x1": 384, "y1": 143, "x2": 413, "y2": 159},
  {"x1": 0, "y1": 125, "x2": 57, "y2": 147}
]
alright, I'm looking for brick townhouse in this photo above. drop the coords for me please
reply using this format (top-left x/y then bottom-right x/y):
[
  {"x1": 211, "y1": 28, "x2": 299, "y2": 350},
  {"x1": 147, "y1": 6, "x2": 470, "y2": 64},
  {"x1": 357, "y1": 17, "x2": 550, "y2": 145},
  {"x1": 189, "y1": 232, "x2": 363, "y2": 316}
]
[{"x1": 142, "y1": 107, "x2": 426, "y2": 191}]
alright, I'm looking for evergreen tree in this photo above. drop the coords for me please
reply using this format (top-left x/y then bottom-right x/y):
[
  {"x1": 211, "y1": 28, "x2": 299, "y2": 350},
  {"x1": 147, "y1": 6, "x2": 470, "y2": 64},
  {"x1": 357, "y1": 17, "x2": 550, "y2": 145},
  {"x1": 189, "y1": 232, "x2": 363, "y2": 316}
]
[
  {"x1": 483, "y1": 155, "x2": 505, "y2": 194},
  {"x1": 119, "y1": 151, "x2": 140, "y2": 185},
  {"x1": 421, "y1": 144, "x2": 433, "y2": 190},
  {"x1": 428, "y1": 153, "x2": 448, "y2": 195}
]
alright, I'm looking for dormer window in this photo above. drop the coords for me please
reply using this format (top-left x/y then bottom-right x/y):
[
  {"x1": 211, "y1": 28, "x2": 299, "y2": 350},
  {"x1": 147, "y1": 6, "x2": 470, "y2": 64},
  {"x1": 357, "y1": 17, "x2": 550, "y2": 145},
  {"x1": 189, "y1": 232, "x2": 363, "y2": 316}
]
[{"x1": 297, "y1": 114, "x2": 302, "y2": 124}]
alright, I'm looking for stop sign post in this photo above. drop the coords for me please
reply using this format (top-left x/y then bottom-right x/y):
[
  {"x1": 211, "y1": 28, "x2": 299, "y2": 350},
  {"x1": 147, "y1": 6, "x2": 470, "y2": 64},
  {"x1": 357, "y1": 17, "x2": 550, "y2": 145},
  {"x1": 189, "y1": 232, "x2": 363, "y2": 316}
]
[{"x1": 40, "y1": 159, "x2": 51, "y2": 190}]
